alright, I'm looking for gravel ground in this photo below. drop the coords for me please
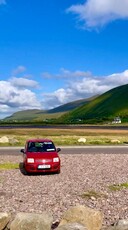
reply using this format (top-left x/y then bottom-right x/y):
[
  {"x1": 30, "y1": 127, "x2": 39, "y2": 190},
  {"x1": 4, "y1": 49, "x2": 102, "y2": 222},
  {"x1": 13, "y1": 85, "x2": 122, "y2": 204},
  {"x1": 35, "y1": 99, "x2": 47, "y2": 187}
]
[{"x1": 0, "y1": 153, "x2": 128, "y2": 227}]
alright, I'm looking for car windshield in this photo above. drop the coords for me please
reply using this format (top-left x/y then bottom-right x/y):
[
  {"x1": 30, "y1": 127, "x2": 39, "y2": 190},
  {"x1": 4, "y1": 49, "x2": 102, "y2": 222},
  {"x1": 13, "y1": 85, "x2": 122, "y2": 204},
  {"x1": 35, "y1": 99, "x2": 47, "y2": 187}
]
[{"x1": 27, "y1": 141, "x2": 56, "y2": 152}]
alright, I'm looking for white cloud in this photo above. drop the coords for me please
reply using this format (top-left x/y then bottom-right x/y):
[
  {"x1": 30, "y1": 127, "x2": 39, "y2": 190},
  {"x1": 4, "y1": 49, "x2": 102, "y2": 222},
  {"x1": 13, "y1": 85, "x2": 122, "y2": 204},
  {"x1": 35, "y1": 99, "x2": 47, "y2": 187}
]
[
  {"x1": 10, "y1": 77, "x2": 39, "y2": 88},
  {"x1": 1, "y1": 68, "x2": 128, "y2": 118},
  {"x1": 41, "y1": 72, "x2": 53, "y2": 79},
  {"x1": 42, "y1": 68, "x2": 91, "y2": 79},
  {"x1": 41, "y1": 69, "x2": 128, "y2": 109},
  {"x1": 12, "y1": 66, "x2": 26, "y2": 75},
  {"x1": 42, "y1": 88, "x2": 73, "y2": 109},
  {"x1": 0, "y1": 66, "x2": 42, "y2": 118},
  {"x1": 0, "y1": 80, "x2": 41, "y2": 118},
  {"x1": 67, "y1": 0, "x2": 128, "y2": 29},
  {"x1": 59, "y1": 68, "x2": 91, "y2": 78},
  {"x1": 0, "y1": 81, "x2": 40, "y2": 107},
  {"x1": 104, "y1": 70, "x2": 128, "y2": 85}
]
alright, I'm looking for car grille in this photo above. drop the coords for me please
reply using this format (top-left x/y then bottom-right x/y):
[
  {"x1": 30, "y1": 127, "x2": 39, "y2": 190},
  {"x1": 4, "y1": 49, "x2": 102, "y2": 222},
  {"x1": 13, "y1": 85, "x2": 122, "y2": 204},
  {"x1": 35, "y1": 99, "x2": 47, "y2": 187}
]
[{"x1": 35, "y1": 159, "x2": 52, "y2": 163}]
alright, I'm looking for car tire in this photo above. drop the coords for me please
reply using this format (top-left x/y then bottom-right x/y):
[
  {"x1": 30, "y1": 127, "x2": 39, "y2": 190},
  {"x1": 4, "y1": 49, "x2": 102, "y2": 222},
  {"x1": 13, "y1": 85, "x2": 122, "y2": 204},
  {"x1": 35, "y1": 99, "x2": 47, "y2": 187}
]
[{"x1": 56, "y1": 170, "x2": 60, "y2": 174}]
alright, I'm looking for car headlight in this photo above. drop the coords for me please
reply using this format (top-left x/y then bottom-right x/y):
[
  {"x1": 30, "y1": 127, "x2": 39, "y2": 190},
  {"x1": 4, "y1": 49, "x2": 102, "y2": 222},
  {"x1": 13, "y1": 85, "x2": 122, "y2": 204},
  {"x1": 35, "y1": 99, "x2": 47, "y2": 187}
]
[
  {"x1": 53, "y1": 157, "x2": 59, "y2": 162},
  {"x1": 27, "y1": 158, "x2": 34, "y2": 163}
]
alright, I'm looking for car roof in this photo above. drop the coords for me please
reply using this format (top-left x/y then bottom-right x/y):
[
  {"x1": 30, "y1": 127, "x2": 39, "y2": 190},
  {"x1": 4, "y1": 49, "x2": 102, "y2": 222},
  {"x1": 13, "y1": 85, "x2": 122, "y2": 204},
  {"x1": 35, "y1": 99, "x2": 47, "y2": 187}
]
[{"x1": 26, "y1": 139, "x2": 53, "y2": 143}]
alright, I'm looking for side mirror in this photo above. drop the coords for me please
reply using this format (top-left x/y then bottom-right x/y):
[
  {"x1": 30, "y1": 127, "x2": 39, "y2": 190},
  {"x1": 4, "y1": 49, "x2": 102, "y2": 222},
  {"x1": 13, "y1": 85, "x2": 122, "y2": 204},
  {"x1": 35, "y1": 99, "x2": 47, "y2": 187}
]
[
  {"x1": 20, "y1": 149, "x2": 25, "y2": 153},
  {"x1": 57, "y1": 148, "x2": 61, "y2": 153}
]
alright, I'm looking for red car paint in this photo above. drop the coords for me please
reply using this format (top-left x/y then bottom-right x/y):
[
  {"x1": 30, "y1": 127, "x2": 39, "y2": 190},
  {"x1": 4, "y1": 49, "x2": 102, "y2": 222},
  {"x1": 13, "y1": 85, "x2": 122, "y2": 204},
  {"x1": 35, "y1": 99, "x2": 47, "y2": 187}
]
[{"x1": 21, "y1": 139, "x2": 61, "y2": 174}]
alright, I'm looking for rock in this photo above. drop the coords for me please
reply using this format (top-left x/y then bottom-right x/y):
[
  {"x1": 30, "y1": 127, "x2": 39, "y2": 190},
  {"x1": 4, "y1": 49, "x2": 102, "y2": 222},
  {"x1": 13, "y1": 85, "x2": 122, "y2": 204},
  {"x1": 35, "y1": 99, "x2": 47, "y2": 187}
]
[
  {"x1": 9, "y1": 138, "x2": 19, "y2": 144},
  {"x1": 0, "y1": 212, "x2": 11, "y2": 230},
  {"x1": 78, "y1": 138, "x2": 86, "y2": 143},
  {"x1": 56, "y1": 222, "x2": 87, "y2": 230},
  {"x1": 101, "y1": 226, "x2": 115, "y2": 230},
  {"x1": 0, "y1": 136, "x2": 9, "y2": 143},
  {"x1": 59, "y1": 205, "x2": 103, "y2": 230},
  {"x1": 116, "y1": 219, "x2": 128, "y2": 227},
  {"x1": 101, "y1": 219, "x2": 128, "y2": 230},
  {"x1": 10, "y1": 212, "x2": 53, "y2": 230},
  {"x1": 115, "y1": 219, "x2": 128, "y2": 230},
  {"x1": 111, "y1": 139, "x2": 120, "y2": 144}
]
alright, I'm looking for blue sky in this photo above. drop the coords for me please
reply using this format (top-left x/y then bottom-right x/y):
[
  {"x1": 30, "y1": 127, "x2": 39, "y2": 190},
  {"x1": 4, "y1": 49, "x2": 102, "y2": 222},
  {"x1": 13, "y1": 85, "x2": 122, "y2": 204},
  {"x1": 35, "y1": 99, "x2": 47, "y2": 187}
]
[{"x1": 1, "y1": 0, "x2": 128, "y2": 118}]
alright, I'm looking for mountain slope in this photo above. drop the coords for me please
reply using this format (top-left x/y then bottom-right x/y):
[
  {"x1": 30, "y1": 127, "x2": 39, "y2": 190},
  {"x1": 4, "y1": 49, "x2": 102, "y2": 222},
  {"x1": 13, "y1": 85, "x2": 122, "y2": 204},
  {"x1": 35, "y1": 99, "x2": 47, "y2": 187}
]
[
  {"x1": 4, "y1": 109, "x2": 46, "y2": 121},
  {"x1": 48, "y1": 96, "x2": 97, "y2": 113},
  {"x1": 4, "y1": 97, "x2": 96, "y2": 121},
  {"x1": 59, "y1": 84, "x2": 128, "y2": 123}
]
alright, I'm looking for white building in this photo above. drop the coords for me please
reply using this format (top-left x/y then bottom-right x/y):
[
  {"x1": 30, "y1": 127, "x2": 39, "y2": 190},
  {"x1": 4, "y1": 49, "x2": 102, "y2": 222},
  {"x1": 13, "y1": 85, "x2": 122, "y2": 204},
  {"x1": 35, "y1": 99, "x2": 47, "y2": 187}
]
[{"x1": 112, "y1": 116, "x2": 121, "y2": 124}]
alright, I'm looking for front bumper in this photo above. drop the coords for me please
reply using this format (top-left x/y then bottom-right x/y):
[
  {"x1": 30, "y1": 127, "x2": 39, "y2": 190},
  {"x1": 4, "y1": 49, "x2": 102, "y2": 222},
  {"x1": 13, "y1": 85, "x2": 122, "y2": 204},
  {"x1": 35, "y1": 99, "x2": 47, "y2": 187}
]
[{"x1": 24, "y1": 162, "x2": 60, "y2": 173}]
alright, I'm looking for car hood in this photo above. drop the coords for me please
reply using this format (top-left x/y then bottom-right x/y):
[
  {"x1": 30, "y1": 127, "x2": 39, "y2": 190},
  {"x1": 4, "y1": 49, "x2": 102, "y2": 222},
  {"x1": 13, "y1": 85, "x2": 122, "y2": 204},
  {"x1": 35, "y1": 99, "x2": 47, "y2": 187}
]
[{"x1": 26, "y1": 151, "x2": 59, "y2": 159}]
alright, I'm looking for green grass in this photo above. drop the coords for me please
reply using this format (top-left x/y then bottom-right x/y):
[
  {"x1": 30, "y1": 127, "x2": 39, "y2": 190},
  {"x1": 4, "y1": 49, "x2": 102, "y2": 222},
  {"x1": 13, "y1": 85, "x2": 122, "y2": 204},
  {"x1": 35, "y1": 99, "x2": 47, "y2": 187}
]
[
  {"x1": 81, "y1": 190, "x2": 107, "y2": 199},
  {"x1": 0, "y1": 127, "x2": 128, "y2": 146},
  {"x1": 108, "y1": 182, "x2": 128, "y2": 191},
  {"x1": 0, "y1": 163, "x2": 19, "y2": 170},
  {"x1": 3, "y1": 109, "x2": 67, "y2": 122}
]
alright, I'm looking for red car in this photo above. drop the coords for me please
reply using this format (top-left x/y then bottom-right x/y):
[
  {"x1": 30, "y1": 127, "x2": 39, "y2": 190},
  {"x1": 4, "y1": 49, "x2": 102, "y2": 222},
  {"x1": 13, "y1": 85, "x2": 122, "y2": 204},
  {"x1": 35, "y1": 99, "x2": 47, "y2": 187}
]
[{"x1": 21, "y1": 139, "x2": 61, "y2": 174}]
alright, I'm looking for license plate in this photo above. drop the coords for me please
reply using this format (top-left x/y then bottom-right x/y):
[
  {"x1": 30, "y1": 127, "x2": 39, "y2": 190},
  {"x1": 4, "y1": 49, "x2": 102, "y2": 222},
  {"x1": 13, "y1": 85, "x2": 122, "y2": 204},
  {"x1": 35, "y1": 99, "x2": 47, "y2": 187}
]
[{"x1": 38, "y1": 165, "x2": 51, "y2": 169}]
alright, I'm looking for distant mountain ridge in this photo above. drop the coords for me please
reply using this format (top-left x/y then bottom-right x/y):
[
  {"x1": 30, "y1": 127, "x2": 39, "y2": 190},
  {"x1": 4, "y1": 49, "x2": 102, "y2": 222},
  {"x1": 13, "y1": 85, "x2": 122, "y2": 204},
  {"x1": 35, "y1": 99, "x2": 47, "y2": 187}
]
[
  {"x1": 48, "y1": 96, "x2": 97, "y2": 113},
  {"x1": 4, "y1": 96, "x2": 97, "y2": 121},
  {"x1": 4, "y1": 84, "x2": 128, "y2": 123}
]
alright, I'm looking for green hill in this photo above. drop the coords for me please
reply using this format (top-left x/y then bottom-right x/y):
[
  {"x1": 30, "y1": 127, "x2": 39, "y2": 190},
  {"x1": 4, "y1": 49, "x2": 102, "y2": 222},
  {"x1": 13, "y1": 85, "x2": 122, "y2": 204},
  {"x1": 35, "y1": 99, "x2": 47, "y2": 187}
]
[
  {"x1": 4, "y1": 109, "x2": 46, "y2": 121},
  {"x1": 59, "y1": 84, "x2": 128, "y2": 124},
  {"x1": 5, "y1": 84, "x2": 128, "y2": 124},
  {"x1": 48, "y1": 96, "x2": 97, "y2": 113},
  {"x1": 4, "y1": 97, "x2": 96, "y2": 121}
]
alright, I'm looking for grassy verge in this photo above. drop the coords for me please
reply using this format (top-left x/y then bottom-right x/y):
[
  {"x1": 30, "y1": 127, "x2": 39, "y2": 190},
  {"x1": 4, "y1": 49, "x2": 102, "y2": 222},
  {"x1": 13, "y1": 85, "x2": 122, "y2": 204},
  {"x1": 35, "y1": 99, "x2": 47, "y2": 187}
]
[
  {"x1": 0, "y1": 163, "x2": 19, "y2": 170},
  {"x1": 0, "y1": 127, "x2": 128, "y2": 146},
  {"x1": 108, "y1": 182, "x2": 128, "y2": 191},
  {"x1": 80, "y1": 190, "x2": 108, "y2": 199}
]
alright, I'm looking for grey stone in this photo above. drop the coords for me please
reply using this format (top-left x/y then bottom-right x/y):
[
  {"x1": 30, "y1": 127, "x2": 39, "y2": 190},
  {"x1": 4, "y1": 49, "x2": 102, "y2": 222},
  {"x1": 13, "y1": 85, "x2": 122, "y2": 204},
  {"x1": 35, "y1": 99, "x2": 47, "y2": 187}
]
[
  {"x1": 10, "y1": 212, "x2": 53, "y2": 230},
  {"x1": 59, "y1": 205, "x2": 103, "y2": 230},
  {"x1": 116, "y1": 220, "x2": 128, "y2": 227},
  {"x1": 56, "y1": 222, "x2": 88, "y2": 230},
  {"x1": 78, "y1": 138, "x2": 86, "y2": 143},
  {"x1": 0, "y1": 136, "x2": 9, "y2": 143},
  {"x1": 0, "y1": 212, "x2": 11, "y2": 230}
]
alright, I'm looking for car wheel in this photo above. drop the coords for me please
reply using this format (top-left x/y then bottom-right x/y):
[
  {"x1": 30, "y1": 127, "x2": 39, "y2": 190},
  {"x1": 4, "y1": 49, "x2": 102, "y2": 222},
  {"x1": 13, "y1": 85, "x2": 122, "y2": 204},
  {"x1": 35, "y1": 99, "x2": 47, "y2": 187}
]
[{"x1": 56, "y1": 169, "x2": 60, "y2": 174}]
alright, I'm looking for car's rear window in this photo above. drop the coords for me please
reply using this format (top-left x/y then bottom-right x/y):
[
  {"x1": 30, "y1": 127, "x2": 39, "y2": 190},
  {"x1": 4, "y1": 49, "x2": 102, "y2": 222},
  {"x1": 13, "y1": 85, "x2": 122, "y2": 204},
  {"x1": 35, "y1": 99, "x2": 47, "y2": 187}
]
[{"x1": 27, "y1": 141, "x2": 56, "y2": 152}]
